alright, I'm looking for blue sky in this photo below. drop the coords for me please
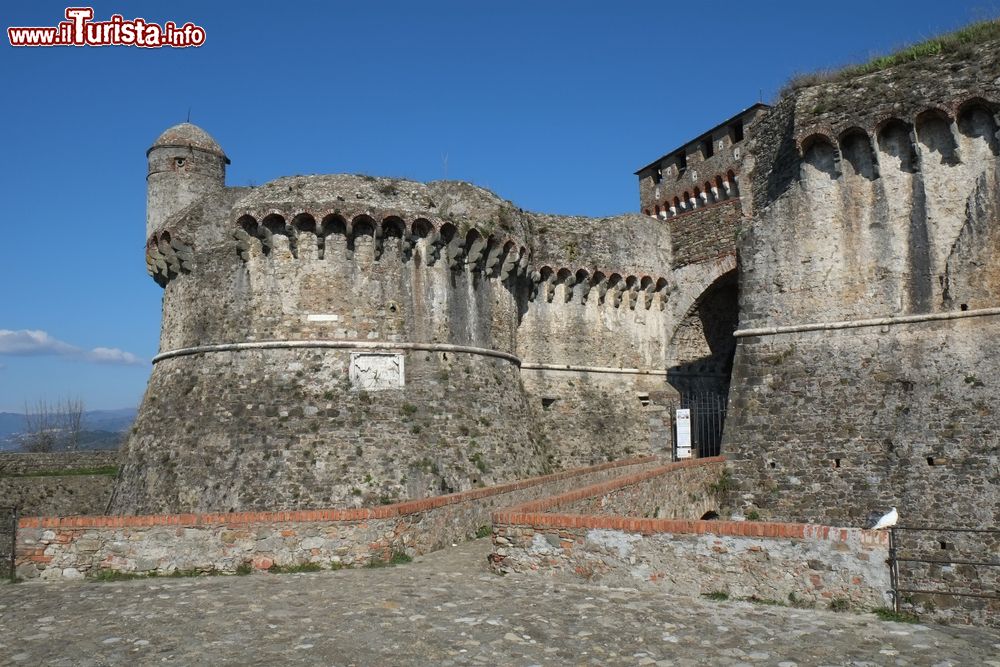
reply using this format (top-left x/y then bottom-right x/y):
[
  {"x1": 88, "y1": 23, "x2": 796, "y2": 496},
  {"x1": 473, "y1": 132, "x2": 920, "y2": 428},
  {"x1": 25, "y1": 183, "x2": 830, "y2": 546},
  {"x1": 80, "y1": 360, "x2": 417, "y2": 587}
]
[{"x1": 1, "y1": 0, "x2": 996, "y2": 411}]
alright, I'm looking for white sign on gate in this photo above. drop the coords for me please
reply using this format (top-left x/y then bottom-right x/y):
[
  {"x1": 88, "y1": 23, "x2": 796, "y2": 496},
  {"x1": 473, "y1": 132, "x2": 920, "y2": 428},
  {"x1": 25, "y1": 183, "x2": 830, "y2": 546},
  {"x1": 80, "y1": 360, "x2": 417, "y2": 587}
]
[{"x1": 675, "y1": 408, "x2": 692, "y2": 459}]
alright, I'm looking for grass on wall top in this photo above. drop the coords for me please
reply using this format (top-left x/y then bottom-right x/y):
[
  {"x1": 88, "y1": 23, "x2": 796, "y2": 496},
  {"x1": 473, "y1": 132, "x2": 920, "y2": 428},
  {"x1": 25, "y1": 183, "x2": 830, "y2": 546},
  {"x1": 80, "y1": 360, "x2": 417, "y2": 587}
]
[{"x1": 780, "y1": 18, "x2": 1000, "y2": 97}]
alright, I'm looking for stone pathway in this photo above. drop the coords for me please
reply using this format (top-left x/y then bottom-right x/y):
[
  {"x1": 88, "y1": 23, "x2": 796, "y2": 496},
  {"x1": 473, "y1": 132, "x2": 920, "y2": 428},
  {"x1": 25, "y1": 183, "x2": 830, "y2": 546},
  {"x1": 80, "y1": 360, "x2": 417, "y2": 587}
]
[{"x1": 1, "y1": 539, "x2": 998, "y2": 666}]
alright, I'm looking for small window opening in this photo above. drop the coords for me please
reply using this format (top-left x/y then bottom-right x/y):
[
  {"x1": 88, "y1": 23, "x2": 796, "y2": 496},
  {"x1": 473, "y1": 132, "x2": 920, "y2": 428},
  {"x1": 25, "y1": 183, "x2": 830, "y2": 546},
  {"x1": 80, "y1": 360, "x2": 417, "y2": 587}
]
[
  {"x1": 960, "y1": 303, "x2": 969, "y2": 311},
  {"x1": 938, "y1": 540, "x2": 952, "y2": 550},
  {"x1": 175, "y1": 157, "x2": 186, "y2": 167},
  {"x1": 768, "y1": 461, "x2": 776, "y2": 469},
  {"x1": 652, "y1": 168, "x2": 662, "y2": 184},
  {"x1": 702, "y1": 138, "x2": 714, "y2": 158},
  {"x1": 834, "y1": 458, "x2": 841, "y2": 468},
  {"x1": 637, "y1": 393, "x2": 650, "y2": 407},
  {"x1": 926, "y1": 456, "x2": 935, "y2": 466},
  {"x1": 541, "y1": 397, "x2": 557, "y2": 410},
  {"x1": 732, "y1": 121, "x2": 744, "y2": 143},
  {"x1": 388, "y1": 304, "x2": 398, "y2": 313},
  {"x1": 677, "y1": 152, "x2": 687, "y2": 173}
]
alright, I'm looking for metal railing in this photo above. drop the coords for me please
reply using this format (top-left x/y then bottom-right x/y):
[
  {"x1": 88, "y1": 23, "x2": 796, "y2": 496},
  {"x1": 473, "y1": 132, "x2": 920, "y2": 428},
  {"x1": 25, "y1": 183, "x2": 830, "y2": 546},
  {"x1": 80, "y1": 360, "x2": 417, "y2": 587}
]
[
  {"x1": 0, "y1": 506, "x2": 16, "y2": 583},
  {"x1": 676, "y1": 392, "x2": 728, "y2": 458},
  {"x1": 888, "y1": 525, "x2": 1000, "y2": 612}
]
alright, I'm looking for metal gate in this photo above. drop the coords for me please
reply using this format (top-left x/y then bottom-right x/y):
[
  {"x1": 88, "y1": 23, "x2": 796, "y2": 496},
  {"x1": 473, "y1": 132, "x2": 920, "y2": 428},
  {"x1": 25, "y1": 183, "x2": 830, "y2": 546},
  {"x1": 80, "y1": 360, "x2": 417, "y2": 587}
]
[
  {"x1": 888, "y1": 526, "x2": 1000, "y2": 615},
  {"x1": 0, "y1": 506, "x2": 16, "y2": 583},
  {"x1": 676, "y1": 392, "x2": 728, "y2": 457}
]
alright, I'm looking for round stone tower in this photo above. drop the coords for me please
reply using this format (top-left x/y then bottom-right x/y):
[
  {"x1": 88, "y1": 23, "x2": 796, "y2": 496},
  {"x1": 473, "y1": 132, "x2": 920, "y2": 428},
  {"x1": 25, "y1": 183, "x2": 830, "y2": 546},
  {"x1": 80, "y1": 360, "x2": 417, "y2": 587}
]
[
  {"x1": 146, "y1": 122, "x2": 229, "y2": 237},
  {"x1": 112, "y1": 123, "x2": 550, "y2": 515}
]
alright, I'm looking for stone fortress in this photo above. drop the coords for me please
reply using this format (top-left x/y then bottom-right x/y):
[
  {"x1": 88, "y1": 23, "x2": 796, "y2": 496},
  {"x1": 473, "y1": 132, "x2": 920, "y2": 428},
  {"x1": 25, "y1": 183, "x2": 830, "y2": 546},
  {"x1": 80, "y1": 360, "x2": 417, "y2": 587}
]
[{"x1": 110, "y1": 35, "x2": 999, "y2": 541}]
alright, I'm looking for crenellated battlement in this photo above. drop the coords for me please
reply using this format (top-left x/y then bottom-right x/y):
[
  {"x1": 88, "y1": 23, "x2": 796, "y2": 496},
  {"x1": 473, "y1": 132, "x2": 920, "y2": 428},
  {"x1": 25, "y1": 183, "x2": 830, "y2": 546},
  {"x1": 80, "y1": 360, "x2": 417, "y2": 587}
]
[
  {"x1": 230, "y1": 209, "x2": 531, "y2": 280},
  {"x1": 145, "y1": 230, "x2": 194, "y2": 286},
  {"x1": 644, "y1": 169, "x2": 741, "y2": 221},
  {"x1": 528, "y1": 266, "x2": 672, "y2": 310},
  {"x1": 793, "y1": 97, "x2": 999, "y2": 180}
]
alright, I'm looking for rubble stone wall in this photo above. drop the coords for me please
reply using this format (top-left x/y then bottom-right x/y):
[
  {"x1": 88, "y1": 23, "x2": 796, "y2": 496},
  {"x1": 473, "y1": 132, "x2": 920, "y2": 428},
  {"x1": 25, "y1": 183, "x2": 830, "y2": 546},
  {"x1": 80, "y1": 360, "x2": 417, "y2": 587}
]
[
  {"x1": 491, "y1": 518, "x2": 891, "y2": 611},
  {"x1": 0, "y1": 452, "x2": 119, "y2": 516},
  {"x1": 17, "y1": 456, "x2": 657, "y2": 581}
]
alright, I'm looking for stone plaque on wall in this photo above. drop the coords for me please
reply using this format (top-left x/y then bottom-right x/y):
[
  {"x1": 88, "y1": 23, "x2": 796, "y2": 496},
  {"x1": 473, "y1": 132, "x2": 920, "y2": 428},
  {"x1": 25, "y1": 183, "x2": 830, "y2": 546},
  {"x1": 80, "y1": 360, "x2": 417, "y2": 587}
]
[{"x1": 349, "y1": 352, "x2": 404, "y2": 391}]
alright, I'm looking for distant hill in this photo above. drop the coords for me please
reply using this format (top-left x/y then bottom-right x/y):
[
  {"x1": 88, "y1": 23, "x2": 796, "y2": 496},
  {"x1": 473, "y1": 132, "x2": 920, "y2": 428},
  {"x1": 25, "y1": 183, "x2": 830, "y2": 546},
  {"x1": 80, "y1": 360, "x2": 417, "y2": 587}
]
[
  {"x1": 0, "y1": 413, "x2": 24, "y2": 439},
  {"x1": 0, "y1": 407, "x2": 136, "y2": 451}
]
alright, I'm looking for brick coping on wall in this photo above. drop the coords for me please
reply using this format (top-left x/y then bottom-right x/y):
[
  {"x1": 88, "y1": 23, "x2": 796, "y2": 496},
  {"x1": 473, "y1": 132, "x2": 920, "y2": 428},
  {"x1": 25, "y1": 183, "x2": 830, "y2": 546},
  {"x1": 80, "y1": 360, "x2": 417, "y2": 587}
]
[
  {"x1": 19, "y1": 455, "x2": 658, "y2": 529},
  {"x1": 506, "y1": 456, "x2": 726, "y2": 514},
  {"x1": 491, "y1": 456, "x2": 888, "y2": 546}
]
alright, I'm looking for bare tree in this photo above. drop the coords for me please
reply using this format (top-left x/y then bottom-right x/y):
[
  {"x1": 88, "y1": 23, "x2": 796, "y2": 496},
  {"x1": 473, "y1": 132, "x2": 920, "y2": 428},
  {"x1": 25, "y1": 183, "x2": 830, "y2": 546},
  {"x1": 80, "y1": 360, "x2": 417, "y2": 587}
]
[
  {"x1": 62, "y1": 397, "x2": 84, "y2": 451},
  {"x1": 22, "y1": 399, "x2": 57, "y2": 453},
  {"x1": 21, "y1": 398, "x2": 86, "y2": 452}
]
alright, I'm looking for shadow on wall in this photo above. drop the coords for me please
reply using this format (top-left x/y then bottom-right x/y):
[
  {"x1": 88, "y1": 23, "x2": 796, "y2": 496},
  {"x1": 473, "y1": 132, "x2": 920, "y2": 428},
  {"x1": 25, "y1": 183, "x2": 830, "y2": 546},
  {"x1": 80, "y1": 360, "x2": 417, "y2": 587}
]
[
  {"x1": 666, "y1": 270, "x2": 739, "y2": 458},
  {"x1": 667, "y1": 270, "x2": 739, "y2": 397}
]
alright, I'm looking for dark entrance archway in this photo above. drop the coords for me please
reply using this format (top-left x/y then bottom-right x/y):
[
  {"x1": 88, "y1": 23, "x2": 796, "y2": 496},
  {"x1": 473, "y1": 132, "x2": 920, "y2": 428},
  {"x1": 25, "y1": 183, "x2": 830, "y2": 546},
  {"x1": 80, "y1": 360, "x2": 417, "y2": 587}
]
[{"x1": 667, "y1": 269, "x2": 739, "y2": 456}]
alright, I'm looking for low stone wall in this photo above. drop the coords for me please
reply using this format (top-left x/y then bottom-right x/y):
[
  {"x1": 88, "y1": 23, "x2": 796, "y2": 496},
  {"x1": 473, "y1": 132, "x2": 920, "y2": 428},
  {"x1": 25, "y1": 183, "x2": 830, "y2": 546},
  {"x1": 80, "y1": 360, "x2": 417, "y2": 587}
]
[
  {"x1": 891, "y1": 528, "x2": 1000, "y2": 628},
  {"x1": 489, "y1": 457, "x2": 891, "y2": 611},
  {"x1": 0, "y1": 451, "x2": 119, "y2": 476},
  {"x1": 15, "y1": 456, "x2": 657, "y2": 581},
  {"x1": 531, "y1": 457, "x2": 725, "y2": 519},
  {"x1": 0, "y1": 451, "x2": 119, "y2": 516},
  {"x1": 0, "y1": 476, "x2": 115, "y2": 516},
  {"x1": 490, "y1": 518, "x2": 890, "y2": 610}
]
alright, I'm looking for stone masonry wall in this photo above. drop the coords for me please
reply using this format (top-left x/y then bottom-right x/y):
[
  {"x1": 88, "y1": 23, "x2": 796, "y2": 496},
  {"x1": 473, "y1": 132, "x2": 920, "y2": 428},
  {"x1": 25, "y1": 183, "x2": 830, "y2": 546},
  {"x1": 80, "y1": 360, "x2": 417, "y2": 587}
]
[
  {"x1": 548, "y1": 458, "x2": 724, "y2": 519},
  {"x1": 742, "y1": 47, "x2": 1000, "y2": 327},
  {"x1": 637, "y1": 105, "x2": 767, "y2": 215},
  {"x1": 891, "y1": 527, "x2": 1000, "y2": 627},
  {"x1": 0, "y1": 451, "x2": 118, "y2": 476},
  {"x1": 521, "y1": 370, "x2": 673, "y2": 469},
  {"x1": 725, "y1": 49, "x2": 1000, "y2": 627},
  {"x1": 528, "y1": 213, "x2": 671, "y2": 278},
  {"x1": 0, "y1": 476, "x2": 114, "y2": 517},
  {"x1": 514, "y1": 210, "x2": 677, "y2": 468},
  {"x1": 18, "y1": 456, "x2": 658, "y2": 581},
  {"x1": 726, "y1": 320, "x2": 999, "y2": 529},
  {"x1": 668, "y1": 200, "x2": 740, "y2": 269},
  {"x1": 729, "y1": 44, "x2": 1000, "y2": 529},
  {"x1": 491, "y1": 519, "x2": 890, "y2": 611},
  {"x1": 112, "y1": 347, "x2": 544, "y2": 514},
  {"x1": 489, "y1": 457, "x2": 886, "y2": 610},
  {"x1": 0, "y1": 452, "x2": 119, "y2": 516}
]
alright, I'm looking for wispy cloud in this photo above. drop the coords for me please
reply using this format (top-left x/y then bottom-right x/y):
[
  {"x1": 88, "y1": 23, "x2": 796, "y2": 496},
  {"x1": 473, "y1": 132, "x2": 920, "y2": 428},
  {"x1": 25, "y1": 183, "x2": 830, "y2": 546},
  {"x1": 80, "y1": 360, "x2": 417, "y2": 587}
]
[
  {"x1": 87, "y1": 347, "x2": 143, "y2": 365},
  {"x1": 0, "y1": 329, "x2": 77, "y2": 355},
  {"x1": 0, "y1": 329, "x2": 144, "y2": 366}
]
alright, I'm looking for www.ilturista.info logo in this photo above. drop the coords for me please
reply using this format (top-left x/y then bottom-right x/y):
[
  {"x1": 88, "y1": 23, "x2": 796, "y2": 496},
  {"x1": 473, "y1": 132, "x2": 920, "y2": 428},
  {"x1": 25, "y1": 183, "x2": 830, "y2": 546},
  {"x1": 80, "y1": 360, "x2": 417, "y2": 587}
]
[{"x1": 8, "y1": 7, "x2": 206, "y2": 48}]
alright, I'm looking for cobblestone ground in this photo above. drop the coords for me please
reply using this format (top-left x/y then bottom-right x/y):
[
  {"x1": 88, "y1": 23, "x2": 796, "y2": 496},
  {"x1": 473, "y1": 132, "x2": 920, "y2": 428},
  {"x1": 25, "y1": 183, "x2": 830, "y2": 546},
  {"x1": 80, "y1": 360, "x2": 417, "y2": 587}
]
[{"x1": 1, "y1": 540, "x2": 998, "y2": 667}]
